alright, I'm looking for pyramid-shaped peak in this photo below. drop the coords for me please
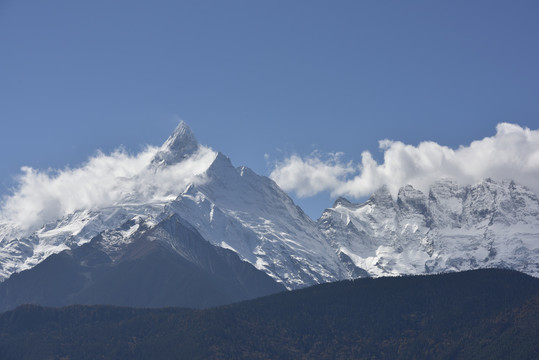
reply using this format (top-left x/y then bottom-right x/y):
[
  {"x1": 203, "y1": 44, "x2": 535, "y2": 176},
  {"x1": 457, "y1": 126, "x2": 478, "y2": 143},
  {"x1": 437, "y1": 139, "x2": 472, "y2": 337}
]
[
  {"x1": 206, "y1": 152, "x2": 235, "y2": 173},
  {"x1": 173, "y1": 120, "x2": 193, "y2": 135},
  {"x1": 165, "y1": 121, "x2": 198, "y2": 150},
  {"x1": 151, "y1": 121, "x2": 200, "y2": 166}
]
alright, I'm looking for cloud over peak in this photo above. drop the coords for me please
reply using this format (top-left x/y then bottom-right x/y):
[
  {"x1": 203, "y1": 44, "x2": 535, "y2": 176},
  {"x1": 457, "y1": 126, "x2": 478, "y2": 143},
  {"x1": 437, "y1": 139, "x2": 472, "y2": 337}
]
[
  {"x1": 269, "y1": 123, "x2": 539, "y2": 200},
  {"x1": 0, "y1": 144, "x2": 217, "y2": 232}
]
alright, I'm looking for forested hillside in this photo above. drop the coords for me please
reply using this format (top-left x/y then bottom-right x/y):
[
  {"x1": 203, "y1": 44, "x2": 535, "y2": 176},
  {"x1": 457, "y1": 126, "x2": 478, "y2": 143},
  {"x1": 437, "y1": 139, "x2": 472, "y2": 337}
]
[{"x1": 0, "y1": 269, "x2": 537, "y2": 359}]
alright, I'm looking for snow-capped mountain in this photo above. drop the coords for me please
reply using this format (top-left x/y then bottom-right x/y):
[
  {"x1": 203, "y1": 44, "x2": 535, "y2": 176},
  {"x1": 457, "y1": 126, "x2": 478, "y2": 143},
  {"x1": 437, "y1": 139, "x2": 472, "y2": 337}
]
[
  {"x1": 0, "y1": 122, "x2": 212, "y2": 282},
  {"x1": 0, "y1": 122, "x2": 538, "y2": 301},
  {"x1": 319, "y1": 179, "x2": 539, "y2": 278},
  {"x1": 0, "y1": 122, "x2": 347, "y2": 290}
]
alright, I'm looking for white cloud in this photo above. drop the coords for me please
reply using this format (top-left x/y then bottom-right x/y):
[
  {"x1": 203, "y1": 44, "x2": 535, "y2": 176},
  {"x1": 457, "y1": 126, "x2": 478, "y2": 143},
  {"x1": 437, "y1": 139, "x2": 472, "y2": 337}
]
[
  {"x1": 270, "y1": 123, "x2": 539, "y2": 199},
  {"x1": 269, "y1": 152, "x2": 355, "y2": 197},
  {"x1": 0, "y1": 145, "x2": 217, "y2": 232}
]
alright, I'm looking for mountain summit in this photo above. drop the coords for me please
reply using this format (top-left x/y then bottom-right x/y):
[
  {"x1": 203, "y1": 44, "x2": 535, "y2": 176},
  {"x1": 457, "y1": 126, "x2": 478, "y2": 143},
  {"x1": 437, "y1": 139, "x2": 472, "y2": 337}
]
[{"x1": 152, "y1": 121, "x2": 200, "y2": 166}]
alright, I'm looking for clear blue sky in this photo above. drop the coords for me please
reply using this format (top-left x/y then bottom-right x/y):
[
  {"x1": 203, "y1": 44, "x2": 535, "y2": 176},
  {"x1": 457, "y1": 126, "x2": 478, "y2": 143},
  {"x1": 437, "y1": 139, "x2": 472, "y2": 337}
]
[{"x1": 1, "y1": 0, "x2": 539, "y2": 218}]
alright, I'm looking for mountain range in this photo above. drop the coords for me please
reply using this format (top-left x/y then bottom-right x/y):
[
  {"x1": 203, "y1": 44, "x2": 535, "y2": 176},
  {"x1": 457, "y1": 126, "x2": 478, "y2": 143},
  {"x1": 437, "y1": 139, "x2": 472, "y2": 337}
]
[{"x1": 0, "y1": 122, "x2": 537, "y2": 309}]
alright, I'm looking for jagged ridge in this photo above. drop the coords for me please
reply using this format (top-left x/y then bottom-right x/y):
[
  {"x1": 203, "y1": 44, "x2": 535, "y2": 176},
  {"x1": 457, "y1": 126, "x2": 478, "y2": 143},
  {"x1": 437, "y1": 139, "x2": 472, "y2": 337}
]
[{"x1": 319, "y1": 178, "x2": 539, "y2": 278}]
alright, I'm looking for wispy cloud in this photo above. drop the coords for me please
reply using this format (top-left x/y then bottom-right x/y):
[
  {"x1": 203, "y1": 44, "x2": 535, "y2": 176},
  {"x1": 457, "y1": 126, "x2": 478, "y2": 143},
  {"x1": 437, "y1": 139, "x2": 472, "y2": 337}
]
[
  {"x1": 270, "y1": 123, "x2": 539, "y2": 199},
  {"x1": 0, "y1": 145, "x2": 216, "y2": 232}
]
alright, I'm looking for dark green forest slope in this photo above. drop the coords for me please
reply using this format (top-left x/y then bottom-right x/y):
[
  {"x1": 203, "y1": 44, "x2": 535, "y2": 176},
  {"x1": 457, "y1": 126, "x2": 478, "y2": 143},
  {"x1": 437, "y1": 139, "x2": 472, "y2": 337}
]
[{"x1": 0, "y1": 269, "x2": 537, "y2": 359}]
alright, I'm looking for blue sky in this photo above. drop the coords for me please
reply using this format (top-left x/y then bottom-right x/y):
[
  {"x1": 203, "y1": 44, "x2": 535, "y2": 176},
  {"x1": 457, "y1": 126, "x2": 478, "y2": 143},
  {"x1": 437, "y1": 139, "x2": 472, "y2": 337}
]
[{"x1": 1, "y1": 0, "x2": 539, "y2": 219}]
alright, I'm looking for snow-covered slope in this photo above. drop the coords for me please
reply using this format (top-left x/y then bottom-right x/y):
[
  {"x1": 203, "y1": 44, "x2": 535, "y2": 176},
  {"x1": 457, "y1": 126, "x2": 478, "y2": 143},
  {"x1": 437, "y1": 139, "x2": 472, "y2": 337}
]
[
  {"x1": 319, "y1": 179, "x2": 539, "y2": 278},
  {"x1": 167, "y1": 152, "x2": 347, "y2": 289},
  {"x1": 0, "y1": 204, "x2": 165, "y2": 281}
]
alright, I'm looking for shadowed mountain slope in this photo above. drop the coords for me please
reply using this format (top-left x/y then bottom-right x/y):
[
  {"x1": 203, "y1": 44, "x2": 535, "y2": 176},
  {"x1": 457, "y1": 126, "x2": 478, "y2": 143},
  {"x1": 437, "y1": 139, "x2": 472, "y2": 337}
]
[{"x1": 0, "y1": 214, "x2": 284, "y2": 311}]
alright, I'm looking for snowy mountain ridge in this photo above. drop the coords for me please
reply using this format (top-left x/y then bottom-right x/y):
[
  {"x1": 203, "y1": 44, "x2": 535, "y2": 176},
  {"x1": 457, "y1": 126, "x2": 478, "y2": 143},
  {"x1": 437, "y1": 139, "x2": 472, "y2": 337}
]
[
  {"x1": 0, "y1": 122, "x2": 537, "y2": 289},
  {"x1": 319, "y1": 178, "x2": 539, "y2": 278}
]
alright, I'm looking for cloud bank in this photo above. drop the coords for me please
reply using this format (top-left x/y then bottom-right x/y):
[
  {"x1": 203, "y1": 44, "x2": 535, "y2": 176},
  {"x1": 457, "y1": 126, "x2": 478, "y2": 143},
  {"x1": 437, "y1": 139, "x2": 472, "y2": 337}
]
[
  {"x1": 0, "y1": 145, "x2": 217, "y2": 232},
  {"x1": 270, "y1": 123, "x2": 539, "y2": 199}
]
